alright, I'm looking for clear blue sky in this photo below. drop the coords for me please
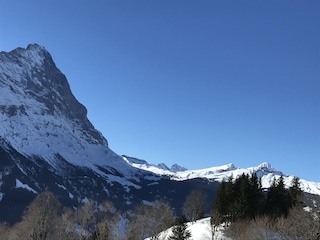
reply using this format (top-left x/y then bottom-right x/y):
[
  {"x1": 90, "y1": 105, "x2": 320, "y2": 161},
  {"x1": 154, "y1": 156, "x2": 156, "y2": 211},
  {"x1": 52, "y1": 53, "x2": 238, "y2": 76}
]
[{"x1": 1, "y1": 1, "x2": 319, "y2": 182}]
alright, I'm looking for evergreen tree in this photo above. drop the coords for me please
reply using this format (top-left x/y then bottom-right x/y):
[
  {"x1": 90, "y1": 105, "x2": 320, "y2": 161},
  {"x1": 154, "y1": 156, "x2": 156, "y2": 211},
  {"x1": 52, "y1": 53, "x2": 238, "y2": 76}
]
[
  {"x1": 212, "y1": 176, "x2": 234, "y2": 223},
  {"x1": 277, "y1": 175, "x2": 291, "y2": 216},
  {"x1": 230, "y1": 173, "x2": 263, "y2": 221},
  {"x1": 248, "y1": 173, "x2": 263, "y2": 218},
  {"x1": 266, "y1": 176, "x2": 290, "y2": 218},
  {"x1": 233, "y1": 173, "x2": 250, "y2": 220},
  {"x1": 212, "y1": 173, "x2": 265, "y2": 224},
  {"x1": 168, "y1": 215, "x2": 191, "y2": 240},
  {"x1": 225, "y1": 175, "x2": 234, "y2": 222},
  {"x1": 212, "y1": 181, "x2": 227, "y2": 219},
  {"x1": 289, "y1": 176, "x2": 303, "y2": 208}
]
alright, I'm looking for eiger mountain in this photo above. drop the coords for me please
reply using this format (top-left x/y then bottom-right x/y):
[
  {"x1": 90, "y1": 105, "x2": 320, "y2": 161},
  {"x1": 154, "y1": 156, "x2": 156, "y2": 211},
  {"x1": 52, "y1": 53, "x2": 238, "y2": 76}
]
[{"x1": 0, "y1": 44, "x2": 319, "y2": 224}]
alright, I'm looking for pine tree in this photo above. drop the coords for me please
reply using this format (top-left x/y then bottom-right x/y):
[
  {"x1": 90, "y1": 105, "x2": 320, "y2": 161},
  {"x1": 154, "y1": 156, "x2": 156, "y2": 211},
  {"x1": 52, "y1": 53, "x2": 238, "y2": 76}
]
[
  {"x1": 248, "y1": 173, "x2": 263, "y2": 218},
  {"x1": 233, "y1": 174, "x2": 250, "y2": 220},
  {"x1": 168, "y1": 215, "x2": 191, "y2": 240},
  {"x1": 266, "y1": 176, "x2": 290, "y2": 218},
  {"x1": 212, "y1": 181, "x2": 227, "y2": 219},
  {"x1": 289, "y1": 176, "x2": 303, "y2": 208}
]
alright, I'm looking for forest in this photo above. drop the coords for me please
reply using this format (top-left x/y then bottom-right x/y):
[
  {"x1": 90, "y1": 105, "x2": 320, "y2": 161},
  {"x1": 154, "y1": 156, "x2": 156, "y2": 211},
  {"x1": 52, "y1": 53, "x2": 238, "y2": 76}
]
[{"x1": 0, "y1": 174, "x2": 319, "y2": 240}]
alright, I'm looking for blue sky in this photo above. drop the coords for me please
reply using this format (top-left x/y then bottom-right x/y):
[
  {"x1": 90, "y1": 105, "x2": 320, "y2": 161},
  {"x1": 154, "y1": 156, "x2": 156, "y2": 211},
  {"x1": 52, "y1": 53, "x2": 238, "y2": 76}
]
[{"x1": 1, "y1": 1, "x2": 319, "y2": 182}]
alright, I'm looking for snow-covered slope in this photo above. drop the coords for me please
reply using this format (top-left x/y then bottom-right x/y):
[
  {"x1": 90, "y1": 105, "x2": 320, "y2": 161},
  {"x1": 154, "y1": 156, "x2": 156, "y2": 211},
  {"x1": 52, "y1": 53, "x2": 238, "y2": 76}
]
[
  {"x1": 145, "y1": 217, "x2": 230, "y2": 240},
  {"x1": 123, "y1": 155, "x2": 187, "y2": 174},
  {"x1": 127, "y1": 158, "x2": 320, "y2": 196}
]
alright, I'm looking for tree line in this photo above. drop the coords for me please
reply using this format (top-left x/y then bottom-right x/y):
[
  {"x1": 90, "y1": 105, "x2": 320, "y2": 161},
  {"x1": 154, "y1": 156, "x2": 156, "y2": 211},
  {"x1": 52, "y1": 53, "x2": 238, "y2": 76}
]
[
  {"x1": 211, "y1": 173, "x2": 303, "y2": 226},
  {"x1": 0, "y1": 174, "x2": 319, "y2": 240}
]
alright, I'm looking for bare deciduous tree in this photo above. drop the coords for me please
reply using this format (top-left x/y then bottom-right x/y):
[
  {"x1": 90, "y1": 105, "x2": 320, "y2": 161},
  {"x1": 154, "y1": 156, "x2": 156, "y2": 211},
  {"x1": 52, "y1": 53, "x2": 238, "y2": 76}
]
[
  {"x1": 182, "y1": 189, "x2": 207, "y2": 222},
  {"x1": 92, "y1": 200, "x2": 122, "y2": 240},
  {"x1": 210, "y1": 210, "x2": 223, "y2": 240},
  {"x1": 127, "y1": 199, "x2": 174, "y2": 240},
  {"x1": 9, "y1": 191, "x2": 61, "y2": 240},
  {"x1": 226, "y1": 206, "x2": 320, "y2": 240},
  {"x1": 74, "y1": 200, "x2": 96, "y2": 240},
  {"x1": 0, "y1": 222, "x2": 10, "y2": 239}
]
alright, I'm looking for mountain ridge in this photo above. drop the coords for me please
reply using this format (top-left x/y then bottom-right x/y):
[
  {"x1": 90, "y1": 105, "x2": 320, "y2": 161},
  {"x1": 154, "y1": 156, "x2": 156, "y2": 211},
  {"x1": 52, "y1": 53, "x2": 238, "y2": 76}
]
[{"x1": 125, "y1": 156, "x2": 320, "y2": 196}]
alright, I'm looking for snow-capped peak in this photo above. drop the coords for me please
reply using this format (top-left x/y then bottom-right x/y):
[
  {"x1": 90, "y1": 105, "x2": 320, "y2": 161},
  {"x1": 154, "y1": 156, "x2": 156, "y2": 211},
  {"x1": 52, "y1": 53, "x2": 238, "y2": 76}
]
[
  {"x1": 170, "y1": 164, "x2": 188, "y2": 172},
  {"x1": 0, "y1": 44, "x2": 138, "y2": 181},
  {"x1": 255, "y1": 162, "x2": 275, "y2": 171},
  {"x1": 157, "y1": 163, "x2": 171, "y2": 171},
  {"x1": 128, "y1": 160, "x2": 320, "y2": 196}
]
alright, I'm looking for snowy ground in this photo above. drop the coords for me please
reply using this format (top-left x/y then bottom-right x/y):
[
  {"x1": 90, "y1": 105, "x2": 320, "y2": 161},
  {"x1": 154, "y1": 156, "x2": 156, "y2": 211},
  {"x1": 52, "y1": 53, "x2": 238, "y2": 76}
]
[{"x1": 145, "y1": 217, "x2": 231, "y2": 240}]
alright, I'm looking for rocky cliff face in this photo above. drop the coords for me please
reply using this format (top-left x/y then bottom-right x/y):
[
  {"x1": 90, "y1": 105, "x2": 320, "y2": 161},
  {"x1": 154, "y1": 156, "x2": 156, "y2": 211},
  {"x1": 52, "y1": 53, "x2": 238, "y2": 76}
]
[
  {"x1": 0, "y1": 44, "x2": 133, "y2": 174},
  {"x1": 0, "y1": 44, "x2": 105, "y2": 147}
]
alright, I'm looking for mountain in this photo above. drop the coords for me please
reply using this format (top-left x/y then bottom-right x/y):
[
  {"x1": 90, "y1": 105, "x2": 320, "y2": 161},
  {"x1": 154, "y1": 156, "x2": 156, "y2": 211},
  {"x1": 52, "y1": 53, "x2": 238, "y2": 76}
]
[
  {"x1": 0, "y1": 44, "x2": 319, "y2": 224},
  {"x1": 0, "y1": 44, "x2": 220, "y2": 223},
  {"x1": 126, "y1": 158, "x2": 320, "y2": 196}
]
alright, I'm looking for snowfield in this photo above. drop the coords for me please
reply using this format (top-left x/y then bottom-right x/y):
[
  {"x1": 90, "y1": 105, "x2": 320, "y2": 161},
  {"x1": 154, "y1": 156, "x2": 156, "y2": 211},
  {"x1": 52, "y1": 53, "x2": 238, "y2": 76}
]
[{"x1": 145, "y1": 217, "x2": 230, "y2": 240}]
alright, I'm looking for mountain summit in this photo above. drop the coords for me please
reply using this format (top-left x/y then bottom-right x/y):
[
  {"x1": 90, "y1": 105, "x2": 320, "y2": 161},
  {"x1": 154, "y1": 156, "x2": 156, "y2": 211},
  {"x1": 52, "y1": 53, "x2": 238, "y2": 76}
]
[{"x1": 0, "y1": 44, "x2": 130, "y2": 173}]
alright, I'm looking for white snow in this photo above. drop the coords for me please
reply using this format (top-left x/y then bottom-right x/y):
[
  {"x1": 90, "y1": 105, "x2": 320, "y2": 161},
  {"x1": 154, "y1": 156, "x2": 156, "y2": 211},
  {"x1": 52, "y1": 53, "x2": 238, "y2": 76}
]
[
  {"x1": 57, "y1": 184, "x2": 67, "y2": 190},
  {"x1": 304, "y1": 206, "x2": 312, "y2": 212},
  {"x1": 128, "y1": 159, "x2": 320, "y2": 196},
  {"x1": 15, "y1": 179, "x2": 37, "y2": 193},
  {"x1": 57, "y1": 184, "x2": 74, "y2": 199},
  {"x1": 69, "y1": 192, "x2": 75, "y2": 199},
  {"x1": 145, "y1": 217, "x2": 231, "y2": 240}
]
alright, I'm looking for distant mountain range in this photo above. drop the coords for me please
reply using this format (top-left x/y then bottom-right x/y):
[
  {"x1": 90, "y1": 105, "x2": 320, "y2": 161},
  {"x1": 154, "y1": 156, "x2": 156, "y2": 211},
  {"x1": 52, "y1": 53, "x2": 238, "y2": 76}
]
[
  {"x1": 0, "y1": 44, "x2": 319, "y2": 224},
  {"x1": 126, "y1": 157, "x2": 320, "y2": 196}
]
